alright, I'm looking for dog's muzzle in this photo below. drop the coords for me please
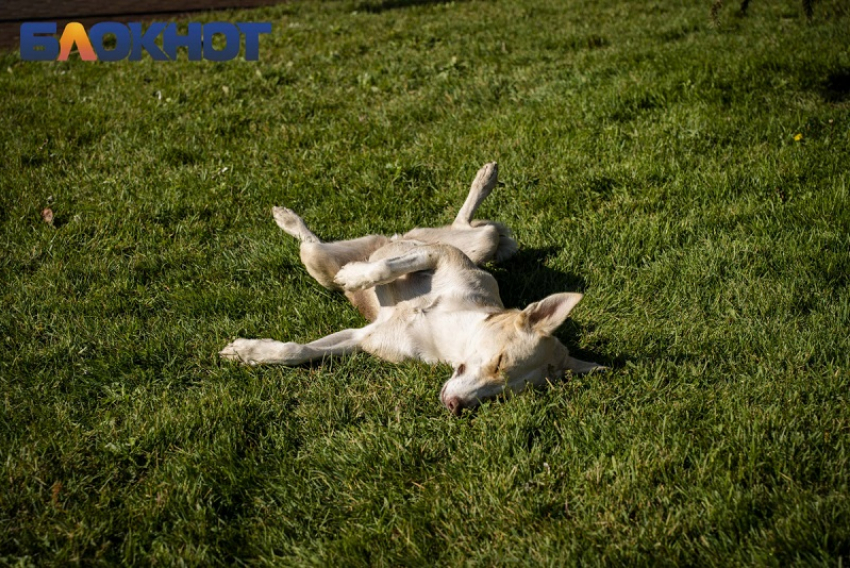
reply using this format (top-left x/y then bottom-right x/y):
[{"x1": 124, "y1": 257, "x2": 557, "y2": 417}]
[{"x1": 440, "y1": 383, "x2": 464, "y2": 416}]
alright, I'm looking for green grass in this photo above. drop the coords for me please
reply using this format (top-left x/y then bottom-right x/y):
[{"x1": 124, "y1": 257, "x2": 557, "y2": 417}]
[{"x1": 2, "y1": 0, "x2": 850, "y2": 564}]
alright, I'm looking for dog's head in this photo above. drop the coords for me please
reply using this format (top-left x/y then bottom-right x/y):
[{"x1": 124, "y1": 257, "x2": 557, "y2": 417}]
[{"x1": 439, "y1": 292, "x2": 584, "y2": 415}]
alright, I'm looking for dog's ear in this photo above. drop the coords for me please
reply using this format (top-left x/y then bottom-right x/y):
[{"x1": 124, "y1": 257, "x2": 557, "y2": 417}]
[{"x1": 517, "y1": 293, "x2": 583, "y2": 335}]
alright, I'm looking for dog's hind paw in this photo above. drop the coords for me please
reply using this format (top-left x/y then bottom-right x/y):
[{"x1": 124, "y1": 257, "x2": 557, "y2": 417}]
[{"x1": 272, "y1": 206, "x2": 319, "y2": 243}]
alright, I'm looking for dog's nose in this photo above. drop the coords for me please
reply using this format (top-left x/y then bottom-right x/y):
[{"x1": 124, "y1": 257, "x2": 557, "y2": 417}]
[{"x1": 444, "y1": 396, "x2": 463, "y2": 416}]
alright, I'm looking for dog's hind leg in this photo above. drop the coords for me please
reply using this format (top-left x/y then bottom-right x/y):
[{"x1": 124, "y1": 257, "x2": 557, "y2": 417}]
[
  {"x1": 474, "y1": 220, "x2": 518, "y2": 263},
  {"x1": 272, "y1": 206, "x2": 389, "y2": 290},
  {"x1": 417, "y1": 161, "x2": 515, "y2": 263},
  {"x1": 273, "y1": 206, "x2": 321, "y2": 244},
  {"x1": 453, "y1": 162, "x2": 498, "y2": 229},
  {"x1": 220, "y1": 326, "x2": 372, "y2": 366},
  {"x1": 456, "y1": 162, "x2": 518, "y2": 262},
  {"x1": 299, "y1": 237, "x2": 389, "y2": 289}
]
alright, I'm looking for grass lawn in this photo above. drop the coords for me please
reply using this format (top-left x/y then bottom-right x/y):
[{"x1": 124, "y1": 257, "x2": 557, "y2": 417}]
[{"x1": 2, "y1": 0, "x2": 850, "y2": 564}]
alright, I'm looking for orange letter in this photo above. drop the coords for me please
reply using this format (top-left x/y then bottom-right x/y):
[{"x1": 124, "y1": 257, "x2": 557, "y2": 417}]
[{"x1": 58, "y1": 22, "x2": 97, "y2": 61}]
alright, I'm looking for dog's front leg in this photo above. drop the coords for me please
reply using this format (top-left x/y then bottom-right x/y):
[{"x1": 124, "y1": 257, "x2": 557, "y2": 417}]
[
  {"x1": 220, "y1": 327, "x2": 368, "y2": 366},
  {"x1": 564, "y1": 355, "x2": 608, "y2": 374},
  {"x1": 333, "y1": 248, "x2": 441, "y2": 291}
]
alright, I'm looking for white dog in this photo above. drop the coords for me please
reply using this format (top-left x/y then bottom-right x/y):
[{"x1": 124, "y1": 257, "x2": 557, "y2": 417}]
[{"x1": 220, "y1": 163, "x2": 604, "y2": 414}]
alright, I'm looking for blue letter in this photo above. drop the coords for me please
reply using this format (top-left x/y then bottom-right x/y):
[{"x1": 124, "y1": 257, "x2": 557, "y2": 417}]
[
  {"x1": 128, "y1": 22, "x2": 168, "y2": 61},
  {"x1": 89, "y1": 22, "x2": 131, "y2": 61},
  {"x1": 203, "y1": 22, "x2": 240, "y2": 62},
  {"x1": 238, "y1": 23, "x2": 272, "y2": 61},
  {"x1": 162, "y1": 23, "x2": 202, "y2": 61},
  {"x1": 20, "y1": 22, "x2": 59, "y2": 61}
]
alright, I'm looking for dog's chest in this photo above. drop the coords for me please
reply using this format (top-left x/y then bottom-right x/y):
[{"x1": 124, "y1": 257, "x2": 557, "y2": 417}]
[
  {"x1": 360, "y1": 299, "x2": 446, "y2": 364},
  {"x1": 360, "y1": 299, "x2": 490, "y2": 365}
]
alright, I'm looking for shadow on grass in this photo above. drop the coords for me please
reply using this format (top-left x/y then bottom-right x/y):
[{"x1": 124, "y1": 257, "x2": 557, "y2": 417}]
[
  {"x1": 493, "y1": 246, "x2": 624, "y2": 371},
  {"x1": 822, "y1": 67, "x2": 850, "y2": 102},
  {"x1": 493, "y1": 246, "x2": 586, "y2": 308}
]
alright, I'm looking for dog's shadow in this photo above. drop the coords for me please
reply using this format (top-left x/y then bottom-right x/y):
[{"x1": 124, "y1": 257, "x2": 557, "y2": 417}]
[
  {"x1": 490, "y1": 246, "x2": 618, "y2": 369},
  {"x1": 491, "y1": 246, "x2": 586, "y2": 308}
]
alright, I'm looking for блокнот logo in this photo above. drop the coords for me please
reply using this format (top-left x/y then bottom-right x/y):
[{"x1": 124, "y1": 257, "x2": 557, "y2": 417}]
[{"x1": 20, "y1": 22, "x2": 272, "y2": 61}]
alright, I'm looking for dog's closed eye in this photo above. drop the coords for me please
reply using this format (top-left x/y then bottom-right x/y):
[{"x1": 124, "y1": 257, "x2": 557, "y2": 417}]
[
  {"x1": 456, "y1": 364, "x2": 466, "y2": 375},
  {"x1": 485, "y1": 354, "x2": 505, "y2": 377}
]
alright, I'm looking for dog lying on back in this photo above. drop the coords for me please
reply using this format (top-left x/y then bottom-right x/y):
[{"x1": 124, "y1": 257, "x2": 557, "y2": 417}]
[{"x1": 220, "y1": 163, "x2": 604, "y2": 414}]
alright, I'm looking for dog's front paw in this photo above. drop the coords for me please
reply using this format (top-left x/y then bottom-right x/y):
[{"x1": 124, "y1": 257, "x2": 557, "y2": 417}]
[
  {"x1": 220, "y1": 338, "x2": 269, "y2": 365},
  {"x1": 565, "y1": 356, "x2": 609, "y2": 374},
  {"x1": 220, "y1": 338, "x2": 305, "y2": 366},
  {"x1": 334, "y1": 262, "x2": 382, "y2": 291}
]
